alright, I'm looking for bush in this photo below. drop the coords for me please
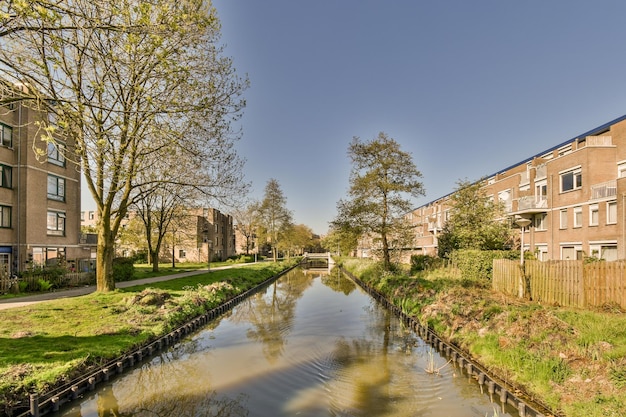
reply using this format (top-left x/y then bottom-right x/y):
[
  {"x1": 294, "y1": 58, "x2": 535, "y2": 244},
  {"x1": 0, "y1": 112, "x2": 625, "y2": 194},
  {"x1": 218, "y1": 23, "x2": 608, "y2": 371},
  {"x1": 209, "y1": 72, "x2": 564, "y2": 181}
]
[
  {"x1": 449, "y1": 249, "x2": 518, "y2": 280},
  {"x1": 38, "y1": 279, "x2": 53, "y2": 292},
  {"x1": 112, "y1": 257, "x2": 135, "y2": 282},
  {"x1": 410, "y1": 254, "x2": 442, "y2": 273}
]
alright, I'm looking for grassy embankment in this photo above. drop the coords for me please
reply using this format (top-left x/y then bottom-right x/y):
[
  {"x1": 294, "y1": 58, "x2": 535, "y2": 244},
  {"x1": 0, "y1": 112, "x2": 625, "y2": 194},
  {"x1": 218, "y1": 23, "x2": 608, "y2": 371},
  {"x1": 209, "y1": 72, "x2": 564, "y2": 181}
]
[
  {"x1": 340, "y1": 257, "x2": 626, "y2": 417},
  {"x1": 0, "y1": 260, "x2": 295, "y2": 411}
]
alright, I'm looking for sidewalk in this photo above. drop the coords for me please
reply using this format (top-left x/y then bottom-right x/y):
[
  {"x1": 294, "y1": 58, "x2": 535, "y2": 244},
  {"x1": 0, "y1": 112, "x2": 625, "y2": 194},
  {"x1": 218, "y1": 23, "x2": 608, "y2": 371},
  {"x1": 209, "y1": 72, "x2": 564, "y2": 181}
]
[{"x1": 0, "y1": 268, "x2": 222, "y2": 310}]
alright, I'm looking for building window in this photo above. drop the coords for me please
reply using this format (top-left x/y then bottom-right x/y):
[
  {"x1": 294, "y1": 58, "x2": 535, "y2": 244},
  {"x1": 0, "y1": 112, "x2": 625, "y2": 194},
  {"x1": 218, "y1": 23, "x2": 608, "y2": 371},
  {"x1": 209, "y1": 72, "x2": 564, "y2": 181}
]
[
  {"x1": 47, "y1": 175, "x2": 65, "y2": 201},
  {"x1": 560, "y1": 167, "x2": 582, "y2": 193},
  {"x1": 561, "y1": 245, "x2": 582, "y2": 260},
  {"x1": 607, "y1": 201, "x2": 617, "y2": 224},
  {"x1": 535, "y1": 213, "x2": 547, "y2": 231},
  {"x1": 0, "y1": 164, "x2": 11, "y2": 188},
  {"x1": 619, "y1": 161, "x2": 626, "y2": 178},
  {"x1": 573, "y1": 206, "x2": 582, "y2": 228},
  {"x1": 89, "y1": 211, "x2": 95, "y2": 220},
  {"x1": 560, "y1": 209, "x2": 568, "y2": 229},
  {"x1": 0, "y1": 205, "x2": 11, "y2": 228},
  {"x1": 589, "y1": 205, "x2": 599, "y2": 226},
  {"x1": 590, "y1": 243, "x2": 618, "y2": 261},
  {"x1": 47, "y1": 211, "x2": 65, "y2": 236},
  {"x1": 179, "y1": 249, "x2": 186, "y2": 258},
  {"x1": 47, "y1": 142, "x2": 66, "y2": 167},
  {"x1": 0, "y1": 123, "x2": 12, "y2": 148}
]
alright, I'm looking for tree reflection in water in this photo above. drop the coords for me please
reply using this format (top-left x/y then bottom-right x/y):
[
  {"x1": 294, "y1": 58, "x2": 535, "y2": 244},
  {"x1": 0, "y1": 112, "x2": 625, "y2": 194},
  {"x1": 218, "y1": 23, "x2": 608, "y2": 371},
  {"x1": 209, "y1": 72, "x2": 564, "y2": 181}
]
[{"x1": 234, "y1": 268, "x2": 312, "y2": 363}]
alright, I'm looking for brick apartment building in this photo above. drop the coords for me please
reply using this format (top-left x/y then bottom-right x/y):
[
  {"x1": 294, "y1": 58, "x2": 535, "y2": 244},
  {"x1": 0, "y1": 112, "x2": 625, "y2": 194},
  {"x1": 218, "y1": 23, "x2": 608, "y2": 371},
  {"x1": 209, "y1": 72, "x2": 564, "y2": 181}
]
[
  {"x1": 0, "y1": 96, "x2": 86, "y2": 275},
  {"x1": 82, "y1": 207, "x2": 237, "y2": 263},
  {"x1": 410, "y1": 114, "x2": 626, "y2": 262}
]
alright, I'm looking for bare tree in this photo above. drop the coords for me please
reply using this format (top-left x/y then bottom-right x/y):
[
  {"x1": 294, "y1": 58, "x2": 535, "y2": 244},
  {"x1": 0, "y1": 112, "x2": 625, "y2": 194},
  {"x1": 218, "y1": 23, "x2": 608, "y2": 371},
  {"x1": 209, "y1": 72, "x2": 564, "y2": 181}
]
[
  {"x1": 0, "y1": 1, "x2": 248, "y2": 290},
  {"x1": 232, "y1": 202, "x2": 259, "y2": 255}
]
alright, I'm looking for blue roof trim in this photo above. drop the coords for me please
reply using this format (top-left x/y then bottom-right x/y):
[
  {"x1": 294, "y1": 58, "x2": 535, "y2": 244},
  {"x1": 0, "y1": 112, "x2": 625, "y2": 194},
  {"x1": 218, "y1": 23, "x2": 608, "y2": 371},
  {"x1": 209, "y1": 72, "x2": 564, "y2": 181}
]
[{"x1": 416, "y1": 113, "x2": 626, "y2": 209}]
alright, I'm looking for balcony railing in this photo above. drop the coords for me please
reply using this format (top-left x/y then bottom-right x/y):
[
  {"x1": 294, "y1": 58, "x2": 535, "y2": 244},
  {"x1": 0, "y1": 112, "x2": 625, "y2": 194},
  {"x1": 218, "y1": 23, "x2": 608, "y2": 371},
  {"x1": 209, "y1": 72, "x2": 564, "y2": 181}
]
[
  {"x1": 591, "y1": 180, "x2": 617, "y2": 200},
  {"x1": 517, "y1": 196, "x2": 548, "y2": 211},
  {"x1": 586, "y1": 136, "x2": 612, "y2": 147}
]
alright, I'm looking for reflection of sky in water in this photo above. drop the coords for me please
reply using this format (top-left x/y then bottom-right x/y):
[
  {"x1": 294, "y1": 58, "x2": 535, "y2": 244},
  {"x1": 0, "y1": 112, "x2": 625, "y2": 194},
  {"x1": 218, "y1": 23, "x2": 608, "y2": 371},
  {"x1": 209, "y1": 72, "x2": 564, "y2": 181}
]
[{"x1": 60, "y1": 269, "x2": 517, "y2": 417}]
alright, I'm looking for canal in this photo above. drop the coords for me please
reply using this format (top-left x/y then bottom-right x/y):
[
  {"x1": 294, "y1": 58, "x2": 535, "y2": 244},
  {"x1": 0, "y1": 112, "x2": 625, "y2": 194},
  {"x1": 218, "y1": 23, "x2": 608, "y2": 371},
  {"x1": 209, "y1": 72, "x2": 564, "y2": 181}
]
[{"x1": 57, "y1": 266, "x2": 519, "y2": 417}]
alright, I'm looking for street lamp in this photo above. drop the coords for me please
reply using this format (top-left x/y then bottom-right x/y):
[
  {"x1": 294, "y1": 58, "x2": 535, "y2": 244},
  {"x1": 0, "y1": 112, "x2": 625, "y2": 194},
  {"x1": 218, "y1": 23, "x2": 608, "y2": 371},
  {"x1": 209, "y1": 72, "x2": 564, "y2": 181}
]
[
  {"x1": 515, "y1": 215, "x2": 532, "y2": 299},
  {"x1": 515, "y1": 216, "x2": 532, "y2": 266}
]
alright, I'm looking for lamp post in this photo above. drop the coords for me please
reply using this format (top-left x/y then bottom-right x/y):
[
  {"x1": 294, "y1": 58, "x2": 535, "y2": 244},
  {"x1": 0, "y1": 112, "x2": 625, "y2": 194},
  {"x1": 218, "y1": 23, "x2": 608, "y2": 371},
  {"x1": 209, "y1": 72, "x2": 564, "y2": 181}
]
[
  {"x1": 515, "y1": 216, "x2": 532, "y2": 266},
  {"x1": 515, "y1": 216, "x2": 532, "y2": 299}
]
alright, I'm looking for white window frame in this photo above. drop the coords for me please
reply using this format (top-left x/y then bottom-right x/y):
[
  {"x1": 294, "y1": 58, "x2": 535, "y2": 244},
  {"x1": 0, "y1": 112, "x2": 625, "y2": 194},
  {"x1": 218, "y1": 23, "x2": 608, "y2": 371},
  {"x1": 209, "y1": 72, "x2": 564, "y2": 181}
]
[
  {"x1": 560, "y1": 166, "x2": 582, "y2": 193},
  {"x1": 573, "y1": 206, "x2": 583, "y2": 228},
  {"x1": 535, "y1": 213, "x2": 547, "y2": 231},
  {"x1": 560, "y1": 209, "x2": 568, "y2": 229},
  {"x1": 607, "y1": 201, "x2": 617, "y2": 224},
  {"x1": 560, "y1": 243, "x2": 582, "y2": 260},
  {"x1": 589, "y1": 204, "x2": 599, "y2": 226},
  {"x1": 618, "y1": 160, "x2": 626, "y2": 178}
]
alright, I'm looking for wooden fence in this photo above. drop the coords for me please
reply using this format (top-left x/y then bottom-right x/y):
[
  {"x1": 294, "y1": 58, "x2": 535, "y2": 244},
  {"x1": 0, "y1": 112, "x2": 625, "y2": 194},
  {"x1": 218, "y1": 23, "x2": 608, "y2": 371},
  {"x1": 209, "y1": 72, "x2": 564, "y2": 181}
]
[{"x1": 493, "y1": 259, "x2": 626, "y2": 309}]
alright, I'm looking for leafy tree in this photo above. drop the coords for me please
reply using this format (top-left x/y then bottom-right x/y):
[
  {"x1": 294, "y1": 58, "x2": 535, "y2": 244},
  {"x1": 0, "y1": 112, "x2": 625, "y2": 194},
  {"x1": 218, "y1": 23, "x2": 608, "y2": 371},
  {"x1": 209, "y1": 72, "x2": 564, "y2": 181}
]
[
  {"x1": 321, "y1": 226, "x2": 360, "y2": 256},
  {"x1": 333, "y1": 133, "x2": 425, "y2": 270},
  {"x1": 437, "y1": 179, "x2": 513, "y2": 258},
  {"x1": 256, "y1": 179, "x2": 293, "y2": 261},
  {"x1": 281, "y1": 224, "x2": 315, "y2": 257},
  {"x1": 0, "y1": 1, "x2": 248, "y2": 291}
]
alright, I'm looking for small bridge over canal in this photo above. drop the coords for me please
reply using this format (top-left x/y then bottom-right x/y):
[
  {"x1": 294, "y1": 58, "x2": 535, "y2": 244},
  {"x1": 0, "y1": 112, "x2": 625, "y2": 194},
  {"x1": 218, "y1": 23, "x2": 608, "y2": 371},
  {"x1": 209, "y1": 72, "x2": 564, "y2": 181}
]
[{"x1": 301, "y1": 252, "x2": 335, "y2": 270}]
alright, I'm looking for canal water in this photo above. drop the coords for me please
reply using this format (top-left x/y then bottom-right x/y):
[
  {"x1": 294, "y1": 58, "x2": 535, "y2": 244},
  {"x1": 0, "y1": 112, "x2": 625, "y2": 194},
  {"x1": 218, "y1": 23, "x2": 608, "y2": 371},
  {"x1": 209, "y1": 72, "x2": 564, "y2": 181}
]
[{"x1": 57, "y1": 267, "x2": 519, "y2": 417}]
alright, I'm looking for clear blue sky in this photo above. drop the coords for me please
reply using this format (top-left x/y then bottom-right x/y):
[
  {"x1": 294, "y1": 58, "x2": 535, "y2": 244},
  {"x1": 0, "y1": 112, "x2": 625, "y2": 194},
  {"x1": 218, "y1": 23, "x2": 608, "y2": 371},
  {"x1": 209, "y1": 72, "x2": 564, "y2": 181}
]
[
  {"x1": 81, "y1": 2, "x2": 626, "y2": 235},
  {"x1": 211, "y1": 1, "x2": 626, "y2": 235}
]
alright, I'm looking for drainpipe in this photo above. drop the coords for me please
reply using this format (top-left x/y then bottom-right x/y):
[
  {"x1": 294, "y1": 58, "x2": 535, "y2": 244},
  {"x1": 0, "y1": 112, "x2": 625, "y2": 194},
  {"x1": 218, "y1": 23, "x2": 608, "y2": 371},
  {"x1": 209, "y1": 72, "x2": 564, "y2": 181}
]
[
  {"x1": 16, "y1": 102, "x2": 22, "y2": 274},
  {"x1": 622, "y1": 193, "x2": 625, "y2": 260}
]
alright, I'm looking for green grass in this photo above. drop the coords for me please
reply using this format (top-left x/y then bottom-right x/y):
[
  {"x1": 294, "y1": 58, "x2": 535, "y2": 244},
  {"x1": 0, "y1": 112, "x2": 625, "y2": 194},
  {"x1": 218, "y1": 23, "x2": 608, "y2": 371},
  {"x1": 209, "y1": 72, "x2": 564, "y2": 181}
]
[
  {"x1": 0, "y1": 261, "x2": 294, "y2": 405},
  {"x1": 341, "y1": 257, "x2": 626, "y2": 417}
]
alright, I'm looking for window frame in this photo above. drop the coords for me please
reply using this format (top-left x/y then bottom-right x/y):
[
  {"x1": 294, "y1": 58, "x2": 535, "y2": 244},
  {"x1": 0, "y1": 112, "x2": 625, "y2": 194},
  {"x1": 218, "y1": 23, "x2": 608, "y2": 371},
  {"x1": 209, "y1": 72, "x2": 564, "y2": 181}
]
[
  {"x1": 535, "y1": 213, "x2": 547, "y2": 231},
  {"x1": 47, "y1": 141, "x2": 66, "y2": 167},
  {"x1": 560, "y1": 167, "x2": 582, "y2": 193},
  {"x1": 607, "y1": 201, "x2": 617, "y2": 225},
  {"x1": 0, "y1": 164, "x2": 12, "y2": 189},
  {"x1": 47, "y1": 174, "x2": 66, "y2": 202},
  {"x1": 0, "y1": 123, "x2": 12, "y2": 148},
  {"x1": 0, "y1": 205, "x2": 11, "y2": 228},
  {"x1": 573, "y1": 206, "x2": 583, "y2": 228},
  {"x1": 46, "y1": 211, "x2": 66, "y2": 236},
  {"x1": 589, "y1": 204, "x2": 599, "y2": 226},
  {"x1": 560, "y1": 209, "x2": 568, "y2": 229}
]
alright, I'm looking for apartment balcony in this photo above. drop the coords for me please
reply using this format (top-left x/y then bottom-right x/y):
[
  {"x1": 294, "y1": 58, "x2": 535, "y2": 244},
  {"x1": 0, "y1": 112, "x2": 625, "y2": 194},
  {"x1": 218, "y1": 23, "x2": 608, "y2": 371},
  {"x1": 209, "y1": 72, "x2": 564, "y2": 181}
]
[
  {"x1": 513, "y1": 196, "x2": 548, "y2": 215},
  {"x1": 590, "y1": 180, "x2": 617, "y2": 201},
  {"x1": 427, "y1": 222, "x2": 442, "y2": 232}
]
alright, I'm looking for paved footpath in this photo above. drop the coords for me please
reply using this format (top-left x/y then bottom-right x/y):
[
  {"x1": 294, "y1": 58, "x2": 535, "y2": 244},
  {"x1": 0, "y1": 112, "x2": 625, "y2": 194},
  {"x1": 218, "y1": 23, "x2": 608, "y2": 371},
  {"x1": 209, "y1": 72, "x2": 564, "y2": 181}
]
[{"x1": 0, "y1": 266, "x2": 235, "y2": 310}]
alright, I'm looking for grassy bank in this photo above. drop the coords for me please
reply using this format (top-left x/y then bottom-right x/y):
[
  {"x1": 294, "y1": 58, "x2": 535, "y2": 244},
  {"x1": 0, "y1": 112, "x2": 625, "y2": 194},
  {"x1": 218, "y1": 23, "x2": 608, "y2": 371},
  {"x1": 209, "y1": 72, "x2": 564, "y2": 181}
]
[
  {"x1": 0, "y1": 261, "x2": 295, "y2": 412},
  {"x1": 340, "y1": 257, "x2": 626, "y2": 417}
]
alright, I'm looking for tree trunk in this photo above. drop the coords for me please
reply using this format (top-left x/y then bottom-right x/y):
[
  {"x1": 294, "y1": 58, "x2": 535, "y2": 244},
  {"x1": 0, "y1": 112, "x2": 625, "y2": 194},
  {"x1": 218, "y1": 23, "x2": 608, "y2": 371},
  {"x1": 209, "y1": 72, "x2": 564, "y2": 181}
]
[
  {"x1": 151, "y1": 250, "x2": 160, "y2": 272},
  {"x1": 96, "y1": 228, "x2": 116, "y2": 292},
  {"x1": 381, "y1": 232, "x2": 391, "y2": 271}
]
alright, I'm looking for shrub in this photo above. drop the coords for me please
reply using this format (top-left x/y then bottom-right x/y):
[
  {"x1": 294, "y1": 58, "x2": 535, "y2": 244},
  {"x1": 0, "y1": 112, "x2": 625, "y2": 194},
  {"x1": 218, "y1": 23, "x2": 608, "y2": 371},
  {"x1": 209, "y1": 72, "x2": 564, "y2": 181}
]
[
  {"x1": 37, "y1": 279, "x2": 53, "y2": 292},
  {"x1": 449, "y1": 249, "x2": 518, "y2": 280},
  {"x1": 410, "y1": 254, "x2": 442, "y2": 273},
  {"x1": 112, "y1": 257, "x2": 135, "y2": 282}
]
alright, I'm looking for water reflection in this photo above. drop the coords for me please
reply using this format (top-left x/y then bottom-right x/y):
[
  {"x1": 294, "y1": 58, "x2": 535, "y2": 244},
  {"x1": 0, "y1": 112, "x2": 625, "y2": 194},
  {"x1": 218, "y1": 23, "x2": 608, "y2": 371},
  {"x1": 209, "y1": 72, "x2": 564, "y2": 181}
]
[{"x1": 58, "y1": 267, "x2": 517, "y2": 417}]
